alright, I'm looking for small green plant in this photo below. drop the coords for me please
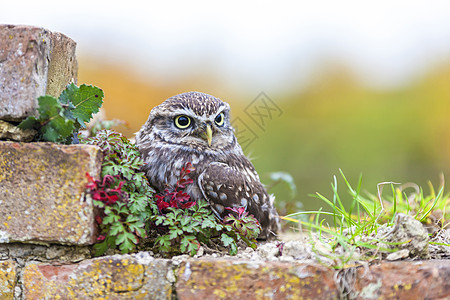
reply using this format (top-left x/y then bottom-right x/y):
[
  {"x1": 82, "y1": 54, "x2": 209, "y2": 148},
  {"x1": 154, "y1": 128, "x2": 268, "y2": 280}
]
[
  {"x1": 84, "y1": 130, "x2": 261, "y2": 256},
  {"x1": 152, "y1": 201, "x2": 261, "y2": 256},
  {"x1": 19, "y1": 83, "x2": 104, "y2": 143},
  {"x1": 222, "y1": 206, "x2": 262, "y2": 251},
  {"x1": 283, "y1": 170, "x2": 450, "y2": 267},
  {"x1": 151, "y1": 162, "x2": 261, "y2": 256},
  {"x1": 83, "y1": 130, "x2": 157, "y2": 255}
]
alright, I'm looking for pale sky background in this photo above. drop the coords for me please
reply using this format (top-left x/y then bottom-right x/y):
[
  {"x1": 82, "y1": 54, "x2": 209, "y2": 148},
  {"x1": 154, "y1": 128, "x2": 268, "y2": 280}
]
[{"x1": 2, "y1": 0, "x2": 450, "y2": 92}]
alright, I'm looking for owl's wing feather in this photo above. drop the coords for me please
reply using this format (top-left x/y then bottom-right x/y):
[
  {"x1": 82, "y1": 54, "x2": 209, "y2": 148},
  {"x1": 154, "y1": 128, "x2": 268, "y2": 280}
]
[
  {"x1": 198, "y1": 162, "x2": 274, "y2": 238},
  {"x1": 198, "y1": 162, "x2": 246, "y2": 216}
]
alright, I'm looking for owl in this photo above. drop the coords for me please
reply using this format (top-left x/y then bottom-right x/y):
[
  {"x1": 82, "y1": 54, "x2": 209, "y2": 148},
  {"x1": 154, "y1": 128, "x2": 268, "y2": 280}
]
[{"x1": 135, "y1": 91, "x2": 280, "y2": 239}]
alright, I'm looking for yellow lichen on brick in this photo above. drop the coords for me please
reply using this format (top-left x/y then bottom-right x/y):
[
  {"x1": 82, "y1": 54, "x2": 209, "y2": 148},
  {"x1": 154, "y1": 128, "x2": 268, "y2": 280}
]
[
  {"x1": 213, "y1": 289, "x2": 227, "y2": 298},
  {"x1": 176, "y1": 260, "x2": 339, "y2": 299},
  {"x1": 0, "y1": 261, "x2": 16, "y2": 300},
  {"x1": 23, "y1": 255, "x2": 173, "y2": 299},
  {"x1": 22, "y1": 264, "x2": 48, "y2": 298},
  {"x1": 0, "y1": 142, "x2": 102, "y2": 245}
]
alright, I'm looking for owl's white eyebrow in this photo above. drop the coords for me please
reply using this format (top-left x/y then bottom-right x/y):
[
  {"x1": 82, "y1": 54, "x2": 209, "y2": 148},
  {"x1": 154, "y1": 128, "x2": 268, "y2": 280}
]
[
  {"x1": 216, "y1": 106, "x2": 227, "y2": 114},
  {"x1": 170, "y1": 109, "x2": 197, "y2": 118}
]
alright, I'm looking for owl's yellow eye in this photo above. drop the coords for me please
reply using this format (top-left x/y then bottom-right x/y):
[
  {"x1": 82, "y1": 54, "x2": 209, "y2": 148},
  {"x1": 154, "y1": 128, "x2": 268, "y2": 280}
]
[
  {"x1": 214, "y1": 112, "x2": 225, "y2": 126},
  {"x1": 174, "y1": 115, "x2": 191, "y2": 129}
]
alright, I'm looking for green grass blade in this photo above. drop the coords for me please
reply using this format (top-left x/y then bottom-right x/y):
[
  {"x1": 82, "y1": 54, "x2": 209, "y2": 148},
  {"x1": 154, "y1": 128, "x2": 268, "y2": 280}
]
[
  {"x1": 420, "y1": 186, "x2": 444, "y2": 222},
  {"x1": 313, "y1": 193, "x2": 353, "y2": 224},
  {"x1": 390, "y1": 183, "x2": 397, "y2": 225},
  {"x1": 285, "y1": 211, "x2": 340, "y2": 218}
]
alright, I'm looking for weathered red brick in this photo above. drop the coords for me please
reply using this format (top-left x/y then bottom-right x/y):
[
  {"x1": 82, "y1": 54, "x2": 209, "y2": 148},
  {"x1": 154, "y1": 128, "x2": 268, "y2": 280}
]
[
  {"x1": 23, "y1": 253, "x2": 172, "y2": 299},
  {"x1": 0, "y1": 142, "x2": 102, "y2": 245},
  {"x1": 353, "y1": 260, "x2": 450, "y2": 299},
  {"x1": 0, "y1": 24, "x2": 77, "y2": 121},
  {"x1": 176, "y1": 259, "x2": 339, "y2": 299},
  {"x1": 0, "y1": 260, "x2": 16, "y2": 300}
]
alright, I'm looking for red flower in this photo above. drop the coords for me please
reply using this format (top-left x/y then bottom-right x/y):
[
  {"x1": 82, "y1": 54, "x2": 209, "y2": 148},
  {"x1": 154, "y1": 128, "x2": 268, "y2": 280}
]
[
  {"x1": 225, "y1": 206, "x2": 248, "y2": 219},
  {"x1": 85, "y1": 173, "x2": 126, "y2": 206},
  {"x1": 157, "y1": 199, "x2": 170, "y2": 211},
  {"x1": 169, "y1": 199, "x2": 179, "y2": 208},
  {"x1": 154, "y1": 163, "x2": 197, "y2": 212},
  {"x1": 174, "y1": 190, "x2": 190, "y2": 202},
  {"x1": 176, "y1": 163, "x2": 195, "y2": 189},
  {"x1": 180, "y1": 201, "x2": 196, "y2": 209},
  {"x1": 85, "y1": 172, "x2": 98, "y2": 189},
  {"x1": 177, "y1": 177, "x2": 193, "y2": 189}
]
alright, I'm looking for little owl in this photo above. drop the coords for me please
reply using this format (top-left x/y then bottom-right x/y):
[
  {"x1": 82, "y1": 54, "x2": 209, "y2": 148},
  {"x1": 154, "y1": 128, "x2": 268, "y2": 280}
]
[{"x1": 135, "y1": 92, "x2": 279, "y2": 239}]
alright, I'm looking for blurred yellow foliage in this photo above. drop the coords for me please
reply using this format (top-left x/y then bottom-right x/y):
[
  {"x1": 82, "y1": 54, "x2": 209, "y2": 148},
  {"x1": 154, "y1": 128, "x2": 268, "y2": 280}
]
[{"x1": 78, "y1": 58, "x2": 450, "y2": 214}]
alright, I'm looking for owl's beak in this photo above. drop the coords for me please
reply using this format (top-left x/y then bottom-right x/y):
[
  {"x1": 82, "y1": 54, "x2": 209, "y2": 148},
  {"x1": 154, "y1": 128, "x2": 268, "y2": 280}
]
[{"x1": 205, "y1": 124, "x2": 213, "y2": 146}]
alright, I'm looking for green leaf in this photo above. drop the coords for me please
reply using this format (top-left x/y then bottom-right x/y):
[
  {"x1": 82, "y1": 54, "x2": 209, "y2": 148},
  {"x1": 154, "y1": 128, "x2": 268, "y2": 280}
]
[
  {"x1": 93, "y1": 200, "x2": 105, "y2": 208},
  {"x1": 61, "y1": 83, "x2": 104, "y2": 128},
  {"x1": 109, "y1": 222, "x2": 125, "y2": 236},
  {"x1": 116, "y1": 231, "x2": 137, "y2": 246},
  {"x1": 156, "y1": 235, "x2": 172, "y2": 252},
  {"x1": 25, "y1": 95, "x2": 76, "y2": 143},
  {"x1": 248, "y1": 239, "x2": 258, "y2": 249},
  {"x1": 222, "y1": 224, "x2": 234, "y2": 232},
  {"x1": 41, "y1": 115, "x2": 75, "y2": 142},
  {"x1": 180, "y1": 235, "x2": 199, "y2": 256},
  {"x1": 17, "y1": 116, "x2": 38, "y2": 130},
  {"x1": 183, "y1": 223, "x2": 197, "y2": 233},
  {"x1": 103, "y1": 213, "x2": 120, "y2": 225},
  {"x1": 125, "y1": 215, "x2": 140, "y2": 223},
  {"x1": 37, "y1": 95, "x2": 63, "y2": 119},
  {"x1": 117, "y1": 232, "x2": 137, "y2": 254},
  {"x1": 201, "y1": 218, "x2": 217, "y2": 229},
  {"x1": 180, "y1": 216, "x2": 191, "y2": 227},
  {"x1": 154, "y1": 216, "x2": 165, "y2": 226},
  {"x1": 133, "y1": 225, "x2": 146, "y2": 238},
  {"x1": 168, "y1": 227, "x2": 183, "y2": 240},
  {"x1": 220, "y1": 233, "x2": 235, "y2": 247},
  {"x1": 229, "y1": 241, "x2": 238, "y2": 255},
  {"x1": 93, "y1": 238, "x2": 111, "y2": 256}
]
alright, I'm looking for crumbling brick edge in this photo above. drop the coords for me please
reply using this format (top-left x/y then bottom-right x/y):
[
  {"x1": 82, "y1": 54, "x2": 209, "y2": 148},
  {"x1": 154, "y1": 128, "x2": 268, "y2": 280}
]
[{"x1": 1, "y1": 248, "x2": 450, "y2": 299}]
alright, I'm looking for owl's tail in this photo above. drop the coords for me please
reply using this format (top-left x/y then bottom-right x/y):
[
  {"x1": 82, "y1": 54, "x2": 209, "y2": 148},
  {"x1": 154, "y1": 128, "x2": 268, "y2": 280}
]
[
  {"x1": 258, "y1": 194, "x2": 280, "y2": 240},
  {"x1": 268, "y1": 194, "x2": 281, "y2": 238}
]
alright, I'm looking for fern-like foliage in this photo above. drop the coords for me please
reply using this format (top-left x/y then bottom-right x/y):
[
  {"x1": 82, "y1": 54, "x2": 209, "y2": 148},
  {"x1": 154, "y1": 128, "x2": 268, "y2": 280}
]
[{"x1": 83, "y1": 130, "x2": 156, "y2": 255}]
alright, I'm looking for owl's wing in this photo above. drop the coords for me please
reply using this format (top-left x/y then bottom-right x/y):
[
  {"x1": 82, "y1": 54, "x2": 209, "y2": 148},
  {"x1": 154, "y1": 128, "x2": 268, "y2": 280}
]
[{"x1": 198, "y1": 162, "x2": 277, "y2": 238}]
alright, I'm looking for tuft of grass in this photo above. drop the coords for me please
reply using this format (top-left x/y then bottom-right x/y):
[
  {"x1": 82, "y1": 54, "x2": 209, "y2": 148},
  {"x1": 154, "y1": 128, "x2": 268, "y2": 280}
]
[{"x1": 282, "y1": 170, "x2": 450, "y2": 268}]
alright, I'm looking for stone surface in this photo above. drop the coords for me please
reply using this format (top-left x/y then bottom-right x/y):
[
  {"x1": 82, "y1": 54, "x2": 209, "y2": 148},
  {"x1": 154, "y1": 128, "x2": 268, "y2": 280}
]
[
  {"x1": 0, "y1": 120, "x2": 36, "y2": 142},
  {"x1": 0, "y1": 24, "x2": 78, "y2": 121},
  {"x1": 0, "y1": 260, "x2": 16, "y2": 300},
  {"x1": 6, "y1": 251, "x2": 450, "y2": 299},
  {"x1": 23, "y1": 252, "x2": 173, "y2": 299},
  {"x1": 353, "y1": 260, "x2": 450, "y2": 299},
  {"x1": 0, "y1": 142, "x2": 102, "y2": 245},
  {"x1": 377, "y1": 213, "x2": 429, "y2": 259},
  {"x1": 176, "y1": 259, "x2": 339, "y2": 299}
]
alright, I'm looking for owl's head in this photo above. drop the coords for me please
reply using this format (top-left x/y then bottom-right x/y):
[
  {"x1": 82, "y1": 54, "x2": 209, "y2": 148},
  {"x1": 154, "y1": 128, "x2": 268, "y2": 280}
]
[{"x1": 139, "y1": 92, "x2": 236, "y2": 151}]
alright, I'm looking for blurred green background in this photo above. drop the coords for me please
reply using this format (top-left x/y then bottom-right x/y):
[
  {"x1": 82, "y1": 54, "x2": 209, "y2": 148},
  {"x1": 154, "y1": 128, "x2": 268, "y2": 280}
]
[
  {"x1": 77, "y1": 59, "x2": 450, "y2": 216},
  {"x1": 4, "y1": 1, "x2": 450, "y2": 216}
]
